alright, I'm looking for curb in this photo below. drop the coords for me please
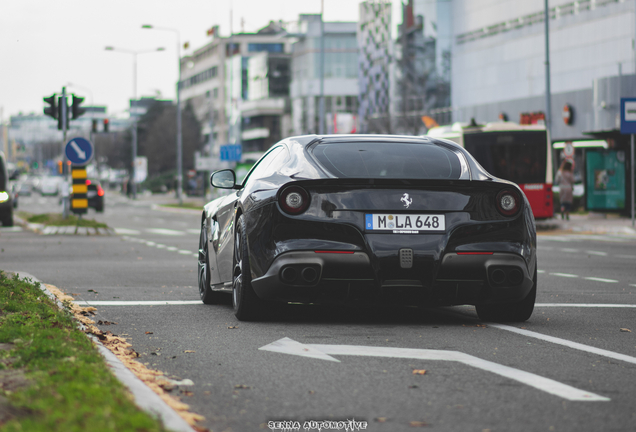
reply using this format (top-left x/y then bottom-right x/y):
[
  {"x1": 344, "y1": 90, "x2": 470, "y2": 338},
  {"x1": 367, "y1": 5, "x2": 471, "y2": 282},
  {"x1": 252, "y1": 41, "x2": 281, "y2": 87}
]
[{"x1": 11, "y1": 271, "x2": 197, "y2": 432}]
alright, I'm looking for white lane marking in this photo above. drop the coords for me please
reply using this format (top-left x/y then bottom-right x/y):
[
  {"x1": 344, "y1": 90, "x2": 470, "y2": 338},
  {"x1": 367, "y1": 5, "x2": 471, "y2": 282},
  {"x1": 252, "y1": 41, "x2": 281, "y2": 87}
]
[
  {"x1": 537, "y1": 270, "x2": 546, "y2": 274},
  {"x1": 561, "y1": 248, "x2": 580, "y2": 253},
  {"x1": 178, "y1": 250, "x2": 193, "y2": 255},
  {"x1": 146, "y1": 228, "x2": 186, "y2": 236},
  {"x1": 192, "y1": 253, "x2": 198, "y2": 258},
  {"x1": 155, "y1": 244, "x2": 166, "y2": 249},
  {"x1": 0, "y1": 226, "x2": 23, "y2": 232},
  {"x1": 535, "y1": 303, "x2": 636, "y2": 308},
  {"x1": 490, "y1": 324, "x2": 636, "y2": 367},
  {"x1": 115, "y1": 228, "x2": 141, "y2": 235},
  {"x1": 616, "y1": 255, "x2": 636, "y2": 259},
  {"x1": 146, "y1": 241, "x2": 156, "y2": 246},
  {"x1": 585, "y1": 250, "x2": 607, "y2": 256},
  {"x1": 186, "y1": 229, "x2": 201, "y2": 235},
  {"x1": 259, "y1": 338, "x2": 609, "y2": 401},
  {"x1": 166, "y1": 247, "x2": 178, "y2": 251},
  {"x1": 549, "y1": 273, "x2": 578, "y2": 278},
  {"x1": 584, "y1": 277, "x2": 618, "y2": 283},
  {"x1": 75, "y1": 300, "x2": 201, "y2": 306}
]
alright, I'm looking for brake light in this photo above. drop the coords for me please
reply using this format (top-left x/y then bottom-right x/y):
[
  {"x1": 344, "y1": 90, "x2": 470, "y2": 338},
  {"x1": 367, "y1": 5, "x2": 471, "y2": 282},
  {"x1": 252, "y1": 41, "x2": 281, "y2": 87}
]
[
  {"x1": 97, "y1": 186, "x2": 104, "y2": 197},
  {"x1": 278, "y1": 186, "x2": 310, "y2": 215},
  {"x1": 495, "y1": 188, "x2": 522, "y2": 217},
  {"x1": 86, "y1": 179, "x2": 92, "y2": 185}
]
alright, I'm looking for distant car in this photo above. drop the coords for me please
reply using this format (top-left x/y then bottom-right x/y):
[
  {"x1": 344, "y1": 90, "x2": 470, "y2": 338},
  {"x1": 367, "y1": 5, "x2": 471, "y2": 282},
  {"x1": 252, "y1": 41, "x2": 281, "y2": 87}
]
[
  {"x1": 17, "y1": 182, "x2": 32, "y2": 196},
  {"x1": 198, "y1": 134, "x2": 538, "y2": 322},
  {"x1": 86, "y1": 179, "x2": 105, "y2": 212},
  {"x1": 0, "y1": 151, "x2": 15, "y2": 226},
  {"x1": 40, "y1": 177, "x2": 61, "y2": 196}
]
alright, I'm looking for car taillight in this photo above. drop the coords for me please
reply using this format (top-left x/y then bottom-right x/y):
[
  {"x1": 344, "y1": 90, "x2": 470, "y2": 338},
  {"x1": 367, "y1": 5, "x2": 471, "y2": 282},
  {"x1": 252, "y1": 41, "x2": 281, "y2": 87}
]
[
  {"x1": 279, "y1": 186, "x2": 310, "y2": 215},
  {"x1": 97, "y1": 186, "x2": 104, "y2": 197},
  {"x1": 86, "y1": 179, "x2": 92, "y2": 185},
  {"x1": 496, "y1": 188, "x2": 522, "y2": 217}
]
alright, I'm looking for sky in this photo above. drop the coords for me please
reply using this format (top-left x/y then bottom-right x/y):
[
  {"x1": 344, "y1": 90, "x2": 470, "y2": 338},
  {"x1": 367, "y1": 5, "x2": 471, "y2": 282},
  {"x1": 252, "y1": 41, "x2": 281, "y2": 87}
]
[{"x1": 1, "y1": 0, "x2": 396, "y2": 121}]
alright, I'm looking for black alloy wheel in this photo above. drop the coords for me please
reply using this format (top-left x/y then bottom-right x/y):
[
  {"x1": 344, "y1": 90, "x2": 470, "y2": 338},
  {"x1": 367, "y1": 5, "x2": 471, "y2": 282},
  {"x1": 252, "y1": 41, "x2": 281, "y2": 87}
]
[
  {"x1": 198, "y1": 219, "x2": 224, "y2": 304},
  {"x1": 476, "y1": 267, "x2": 537, "y2": 322},
  {"x1": 232, "y1": 215, "x2": 263, "y2": 320}
]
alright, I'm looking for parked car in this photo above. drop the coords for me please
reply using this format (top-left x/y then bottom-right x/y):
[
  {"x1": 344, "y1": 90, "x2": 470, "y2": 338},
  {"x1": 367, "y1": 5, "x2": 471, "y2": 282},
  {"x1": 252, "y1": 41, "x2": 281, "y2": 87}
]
[
  {"x1": 198, "y1": 134, "x2": 537, "y2": 322},
  {"x1": 86, "y1": 179, "x2": 104, "y2": 212},
  {"x1": 0, "y1": 151, "x2": 15, "y2": 226}
]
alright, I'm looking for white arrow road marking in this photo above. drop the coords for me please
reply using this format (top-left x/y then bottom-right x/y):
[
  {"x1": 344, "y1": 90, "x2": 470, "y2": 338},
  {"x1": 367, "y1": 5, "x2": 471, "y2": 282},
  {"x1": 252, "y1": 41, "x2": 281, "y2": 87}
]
[
  {"x1": 490, "y1": 324, "x2": 636, "y2": 366},
  {"x1": 259, "y1": 338, "x2": 609, "y2": 402},
  {"x1": 70, "y1": 140, "x2": 87, "y2": 159}
]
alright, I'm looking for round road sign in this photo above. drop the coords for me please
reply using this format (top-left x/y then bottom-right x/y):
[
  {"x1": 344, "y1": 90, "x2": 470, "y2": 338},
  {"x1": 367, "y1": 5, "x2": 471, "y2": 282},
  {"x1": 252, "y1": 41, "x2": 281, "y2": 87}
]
[{"x1": 65, "y1": 137, "x2": 94, "y2": 166}]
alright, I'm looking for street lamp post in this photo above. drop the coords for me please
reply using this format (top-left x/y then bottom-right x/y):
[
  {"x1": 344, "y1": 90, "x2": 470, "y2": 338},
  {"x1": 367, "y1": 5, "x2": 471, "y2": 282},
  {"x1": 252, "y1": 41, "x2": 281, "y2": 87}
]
[
  {"x1": 105, "y1": 46, "x2": 164, "y2": 199},
  {"x1": 142, "y1": 24, "x2": 183, "y2": 204}
]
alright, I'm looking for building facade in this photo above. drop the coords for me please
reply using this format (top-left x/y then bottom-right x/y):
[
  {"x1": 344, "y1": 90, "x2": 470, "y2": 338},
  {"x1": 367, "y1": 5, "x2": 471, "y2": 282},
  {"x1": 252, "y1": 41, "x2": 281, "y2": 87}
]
[
  {"x1": 290, "y1": 15, "x2": 359, "y2": 135},
  {"x1": 179, "y1": 23, "x2": 294, "y2": 158},
  {"x1": 451, "y1": 0, "x2": 635, "y2": 141}
]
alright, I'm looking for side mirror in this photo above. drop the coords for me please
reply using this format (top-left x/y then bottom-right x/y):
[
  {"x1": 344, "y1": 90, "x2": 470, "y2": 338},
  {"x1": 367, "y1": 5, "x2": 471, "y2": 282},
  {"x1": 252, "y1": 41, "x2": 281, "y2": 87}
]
[{"x1": 211, "y1": 169, "x2": 236, "y2": 189}]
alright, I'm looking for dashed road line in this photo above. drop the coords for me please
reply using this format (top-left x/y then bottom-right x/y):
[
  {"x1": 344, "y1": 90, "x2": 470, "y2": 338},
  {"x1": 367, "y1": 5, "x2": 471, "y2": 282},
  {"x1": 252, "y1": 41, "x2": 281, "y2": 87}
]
[
  {"x1": 585, "y1": 250, "x2": 607, "y2": 256},
  {"x1": 584, "y1": 277, "x2": 618, "y2": 283},
  {"x1": 534, "y1": 303, "x2": 636, "y2": 308},
  {"x1": 549, "y1": 272, "x2": 578, "y2": 278}
]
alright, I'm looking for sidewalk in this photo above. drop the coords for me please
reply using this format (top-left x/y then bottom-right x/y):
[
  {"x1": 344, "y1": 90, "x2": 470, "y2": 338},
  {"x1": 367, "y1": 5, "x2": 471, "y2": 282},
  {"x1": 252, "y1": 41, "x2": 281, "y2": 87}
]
[{"x1": 535, "y1": 212, "x2": 636, "y2": 236}]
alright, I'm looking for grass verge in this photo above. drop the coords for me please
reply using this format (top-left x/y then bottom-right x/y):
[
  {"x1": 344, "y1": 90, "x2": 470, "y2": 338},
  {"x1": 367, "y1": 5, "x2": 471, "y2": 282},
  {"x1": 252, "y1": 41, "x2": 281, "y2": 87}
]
[
  {"x1": 160, "y1": 203, "x2": 203, "y2": 210},
  {"x1": 16, "y1": 212, "x2": 108, "y2": 229},
  {"x1": 0, "y1": 271, "x2": 169, "y2": 432}
]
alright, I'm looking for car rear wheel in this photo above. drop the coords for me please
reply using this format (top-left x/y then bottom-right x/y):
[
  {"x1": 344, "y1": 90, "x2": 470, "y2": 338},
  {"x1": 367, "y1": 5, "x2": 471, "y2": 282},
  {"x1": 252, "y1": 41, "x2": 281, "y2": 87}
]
[
  {"x1": 198, "y1": 220, "x2": 224, "y2": 305},
  {"x1": 232, "y1": 215, "x2": 263, "y2": 321},
  {"x1": 476, "y1": 268, "x2": 537, "y2": 322}
]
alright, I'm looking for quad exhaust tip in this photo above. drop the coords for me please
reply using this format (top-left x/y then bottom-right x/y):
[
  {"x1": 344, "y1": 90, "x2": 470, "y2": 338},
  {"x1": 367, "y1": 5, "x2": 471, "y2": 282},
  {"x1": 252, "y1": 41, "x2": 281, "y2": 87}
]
[
  {"x1": 280, "y1": 265, "x2": 320, "y2": 285},
  {"x1": 489, "y1": 267, "x2": 524, "y2": 286}
]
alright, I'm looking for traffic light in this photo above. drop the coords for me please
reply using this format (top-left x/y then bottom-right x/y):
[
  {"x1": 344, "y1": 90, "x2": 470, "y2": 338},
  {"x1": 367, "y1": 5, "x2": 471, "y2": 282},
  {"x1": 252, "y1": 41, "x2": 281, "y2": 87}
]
[
  {"x1": 92, "y1": 119, "x2": 98, "y2": 133},
  {"x1": 57, "y1": 160, "x2": 63, "y2": 174},
  {"x1": 71, "y1": 94, "x2": 86, "y2": 119},
  {"x1": 43, "y1": 94, "x2": 57, "y2": 119},
  {"x1": 103, "y1": 118, "x2": 109, "y2": 132}
]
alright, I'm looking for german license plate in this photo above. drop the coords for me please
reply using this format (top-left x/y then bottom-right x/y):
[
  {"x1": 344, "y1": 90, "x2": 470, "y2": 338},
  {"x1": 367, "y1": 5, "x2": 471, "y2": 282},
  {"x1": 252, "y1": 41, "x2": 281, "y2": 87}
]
[{"x1": 365, "y1": 214, "x2": 445, "y2": 233}]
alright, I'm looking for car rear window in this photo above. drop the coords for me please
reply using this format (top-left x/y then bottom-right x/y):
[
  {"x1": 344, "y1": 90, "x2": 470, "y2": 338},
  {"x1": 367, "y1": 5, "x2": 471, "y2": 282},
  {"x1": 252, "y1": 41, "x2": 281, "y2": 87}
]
[{"x1": 311, "y1": 142, "x2": 463, "y2": 179}]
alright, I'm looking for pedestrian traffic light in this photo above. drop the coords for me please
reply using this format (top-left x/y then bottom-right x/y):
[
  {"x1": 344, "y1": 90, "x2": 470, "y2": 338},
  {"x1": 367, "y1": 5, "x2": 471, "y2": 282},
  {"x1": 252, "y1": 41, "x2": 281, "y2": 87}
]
[
  {"x1": 103, "y1": 118, "x2": 109, "y2": 132},
  {"x1": 71, "y1": 95, "x2": 86, "y2": 119},
  {"x1": 43, "y1": 94, "x2": 57, "y2": 119},
  {"x1": 92, "y1": 119, "x2": 98, "y2": 133}
]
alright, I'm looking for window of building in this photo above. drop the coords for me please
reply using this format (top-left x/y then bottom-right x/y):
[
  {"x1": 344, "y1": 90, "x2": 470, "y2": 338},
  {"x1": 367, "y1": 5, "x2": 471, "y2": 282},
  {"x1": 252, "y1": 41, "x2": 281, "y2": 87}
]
[{"x1": 248, "y1": 43, "x2": 284, "y2": 53}]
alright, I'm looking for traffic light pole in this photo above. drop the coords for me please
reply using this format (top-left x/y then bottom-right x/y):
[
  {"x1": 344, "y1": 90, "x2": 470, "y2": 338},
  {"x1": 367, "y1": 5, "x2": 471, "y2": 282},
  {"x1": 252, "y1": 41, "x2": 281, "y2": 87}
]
[{"x1": 61, "y1": 87, "x2": 70, "y2": 219}]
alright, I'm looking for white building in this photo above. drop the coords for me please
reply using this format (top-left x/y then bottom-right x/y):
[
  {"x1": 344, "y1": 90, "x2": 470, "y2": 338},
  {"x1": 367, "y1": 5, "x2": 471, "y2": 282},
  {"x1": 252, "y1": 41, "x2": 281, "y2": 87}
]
[{"x1": 451, "y1": 0, "x2": 636, "y2": 140}]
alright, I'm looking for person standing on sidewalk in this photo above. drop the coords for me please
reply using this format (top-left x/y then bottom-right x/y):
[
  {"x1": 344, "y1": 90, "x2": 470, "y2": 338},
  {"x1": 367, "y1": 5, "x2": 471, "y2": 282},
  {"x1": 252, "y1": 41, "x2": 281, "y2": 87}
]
[{"x1": 555, "y1": 159, "x2": 575, "y2": 220}]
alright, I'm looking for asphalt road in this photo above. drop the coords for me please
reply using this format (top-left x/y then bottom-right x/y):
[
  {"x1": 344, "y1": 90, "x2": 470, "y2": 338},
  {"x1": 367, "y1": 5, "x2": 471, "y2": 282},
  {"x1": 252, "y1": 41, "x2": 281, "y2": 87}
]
[{"x1": 2, "y1": 191, "x2": 635, "y2": 432}]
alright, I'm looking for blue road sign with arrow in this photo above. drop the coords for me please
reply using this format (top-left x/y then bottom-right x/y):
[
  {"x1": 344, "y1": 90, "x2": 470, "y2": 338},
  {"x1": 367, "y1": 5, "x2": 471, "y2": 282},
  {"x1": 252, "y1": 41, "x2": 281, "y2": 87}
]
[{"x1": 65, "y1": 137, "x2": 94, "y2": 166}]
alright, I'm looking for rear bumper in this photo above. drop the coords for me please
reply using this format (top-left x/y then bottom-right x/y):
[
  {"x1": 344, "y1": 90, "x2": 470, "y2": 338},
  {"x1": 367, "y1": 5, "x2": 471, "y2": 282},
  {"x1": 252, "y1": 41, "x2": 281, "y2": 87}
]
[{"x1": 250, "y1": 250, "x2": 534, "y2": 306}]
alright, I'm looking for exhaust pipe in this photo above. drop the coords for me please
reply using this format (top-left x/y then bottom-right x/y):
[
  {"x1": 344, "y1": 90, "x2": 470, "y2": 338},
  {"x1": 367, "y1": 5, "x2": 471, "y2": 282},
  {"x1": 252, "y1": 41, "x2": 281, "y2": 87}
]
[
  {"x1": 301, "y1": 267, "x2": 318, "y2": 283},
  {"x1": 490, "y1": 269, "x2": 506, "y2": 285},
  {"x1": 281, "y1": 267, "x2": 297, "y2": 283}
]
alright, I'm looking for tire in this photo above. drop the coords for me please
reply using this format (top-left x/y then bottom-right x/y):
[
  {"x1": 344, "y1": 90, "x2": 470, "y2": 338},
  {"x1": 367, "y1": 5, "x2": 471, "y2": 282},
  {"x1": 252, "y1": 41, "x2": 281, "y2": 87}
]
[
  {"x1": 198, "y1": 219, "x2": 225, "y2": 305},
  {"x1": 476, "y1": 268, "x2": 537, "y2": 322},
  {"x1": 0, "y1": 210, "x2": 13, "y2": 227},
  {"x1": 232, "y1": 215, "x2": 264, "y2": 321}
]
